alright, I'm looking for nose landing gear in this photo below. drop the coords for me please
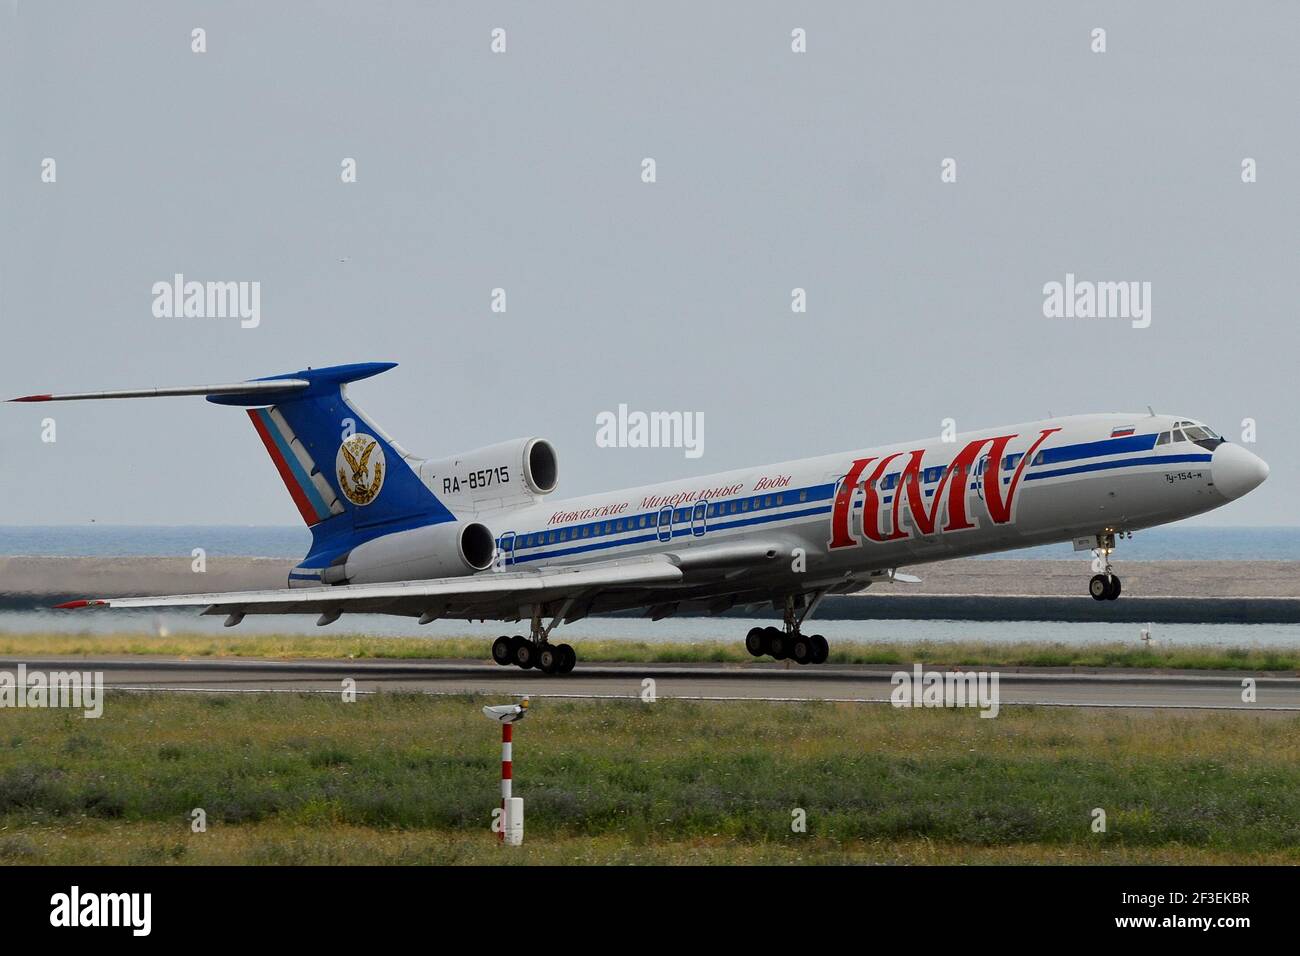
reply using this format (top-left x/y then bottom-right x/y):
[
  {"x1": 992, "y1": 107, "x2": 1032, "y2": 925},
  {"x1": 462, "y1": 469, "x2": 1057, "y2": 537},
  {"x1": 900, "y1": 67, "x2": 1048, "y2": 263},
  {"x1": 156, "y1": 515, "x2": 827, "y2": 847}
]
[
  {"x1": 1086, "y1": 531, "x2": 1123, "y2": 601},
  {"x1": 1089, "y1": 573, "x2": 1121, "y2": 601}
]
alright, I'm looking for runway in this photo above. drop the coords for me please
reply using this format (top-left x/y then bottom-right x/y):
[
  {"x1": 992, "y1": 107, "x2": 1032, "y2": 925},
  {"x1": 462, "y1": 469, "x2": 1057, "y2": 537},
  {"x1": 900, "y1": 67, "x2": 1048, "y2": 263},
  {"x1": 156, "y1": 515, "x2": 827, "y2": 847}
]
[{"x1": 5, "y1": 656, "x2": 1300, "y2": 711}]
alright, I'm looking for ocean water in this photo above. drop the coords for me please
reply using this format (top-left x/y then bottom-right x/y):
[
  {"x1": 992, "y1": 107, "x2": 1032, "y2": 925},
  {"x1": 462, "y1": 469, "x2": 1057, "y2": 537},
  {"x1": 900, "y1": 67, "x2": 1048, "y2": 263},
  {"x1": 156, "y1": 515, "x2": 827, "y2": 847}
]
[{"x1": 1, "y1": 524, "x2": 1298, "y2": 560}]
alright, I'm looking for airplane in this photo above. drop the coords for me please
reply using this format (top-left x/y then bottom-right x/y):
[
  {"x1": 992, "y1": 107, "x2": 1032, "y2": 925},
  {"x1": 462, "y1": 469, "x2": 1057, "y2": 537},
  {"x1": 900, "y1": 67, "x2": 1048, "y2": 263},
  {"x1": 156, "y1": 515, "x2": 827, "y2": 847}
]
[{"x1": 8, "y1": 361, "x2": 1269, "y2": 674}]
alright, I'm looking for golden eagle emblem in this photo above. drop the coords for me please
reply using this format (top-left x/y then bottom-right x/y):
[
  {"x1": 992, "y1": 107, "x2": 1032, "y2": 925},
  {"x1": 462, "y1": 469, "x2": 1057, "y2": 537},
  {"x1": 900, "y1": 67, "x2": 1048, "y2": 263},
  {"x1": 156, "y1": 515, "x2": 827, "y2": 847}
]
[{"x1": 336, "y1": 434, "x2": 386, "y2": 506}]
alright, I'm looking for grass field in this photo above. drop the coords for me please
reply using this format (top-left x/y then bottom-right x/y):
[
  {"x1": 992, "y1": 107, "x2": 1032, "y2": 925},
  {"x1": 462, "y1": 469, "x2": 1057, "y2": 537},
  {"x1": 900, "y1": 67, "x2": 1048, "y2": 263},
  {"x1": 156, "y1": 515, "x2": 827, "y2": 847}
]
[
  {"x1": 1, "y1": 691, "x2": 1298, "y2": 864},
  {"x1": 2, "y1": 629, "x2": 1298, "y2": 672}
]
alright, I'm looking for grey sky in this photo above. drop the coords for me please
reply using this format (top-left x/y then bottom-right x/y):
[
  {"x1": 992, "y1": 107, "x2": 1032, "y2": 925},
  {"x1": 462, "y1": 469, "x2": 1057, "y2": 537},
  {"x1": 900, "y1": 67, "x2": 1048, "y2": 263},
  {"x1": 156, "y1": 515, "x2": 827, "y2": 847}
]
[{"x1": 2, "y1": 2, "x2": 1296, "y2": 528}]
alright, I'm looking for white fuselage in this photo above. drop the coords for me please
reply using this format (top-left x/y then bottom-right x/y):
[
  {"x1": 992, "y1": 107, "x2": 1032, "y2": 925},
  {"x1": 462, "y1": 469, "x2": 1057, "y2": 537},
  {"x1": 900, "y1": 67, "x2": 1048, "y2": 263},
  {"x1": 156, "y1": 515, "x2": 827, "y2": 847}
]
[{"x1": 476, "y1": 413, "x2": 1265, "y2": 597}]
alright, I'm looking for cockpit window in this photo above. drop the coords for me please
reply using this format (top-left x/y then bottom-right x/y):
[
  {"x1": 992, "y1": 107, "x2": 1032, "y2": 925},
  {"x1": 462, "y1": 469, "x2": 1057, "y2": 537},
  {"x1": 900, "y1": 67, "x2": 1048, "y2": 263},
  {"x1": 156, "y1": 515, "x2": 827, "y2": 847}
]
[{"x1": 1160, "y1": 421, "x2": 1223, "y2": 451}]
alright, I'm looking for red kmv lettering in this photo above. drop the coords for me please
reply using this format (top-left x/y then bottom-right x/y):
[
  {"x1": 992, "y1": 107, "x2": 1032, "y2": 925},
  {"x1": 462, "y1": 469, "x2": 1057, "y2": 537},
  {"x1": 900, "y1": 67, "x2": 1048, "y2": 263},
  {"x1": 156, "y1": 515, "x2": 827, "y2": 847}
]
[{"x1": 829, "y1": 428, "x2": 1060, "y2": 549}]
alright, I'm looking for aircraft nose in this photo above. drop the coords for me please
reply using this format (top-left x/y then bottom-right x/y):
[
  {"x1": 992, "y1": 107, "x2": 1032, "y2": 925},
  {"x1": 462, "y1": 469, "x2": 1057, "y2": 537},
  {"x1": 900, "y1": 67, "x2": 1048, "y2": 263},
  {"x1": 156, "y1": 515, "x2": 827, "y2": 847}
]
[{"x1": 1212, "y1": 443, "x2": 1269, "y2": 501}]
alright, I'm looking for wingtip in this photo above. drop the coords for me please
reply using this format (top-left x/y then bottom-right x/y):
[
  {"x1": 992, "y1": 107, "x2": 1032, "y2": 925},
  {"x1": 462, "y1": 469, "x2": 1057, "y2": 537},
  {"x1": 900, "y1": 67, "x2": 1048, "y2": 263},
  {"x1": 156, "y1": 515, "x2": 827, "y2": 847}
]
[
  {"x1": 8, "y1": 394, "x2": 52, "y2": 403},
  {"x1": 53, "y1": 599, "x2": 108, "y2": 610}
]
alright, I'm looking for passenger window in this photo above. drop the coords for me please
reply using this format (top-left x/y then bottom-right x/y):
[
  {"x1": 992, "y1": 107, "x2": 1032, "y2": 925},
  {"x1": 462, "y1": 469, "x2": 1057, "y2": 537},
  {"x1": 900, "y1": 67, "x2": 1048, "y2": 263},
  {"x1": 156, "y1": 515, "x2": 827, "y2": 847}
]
[
  {"x1": 559, "y1": 530, "x2": 567, "y2": 541},
  {"x1": 764, "y1": 496, "x2": 772, "y2": 507},
  {"x1": 776, "y1": 494, "x2": 783, "y2": 505},
  {"x1": 799, "y1": 491, "x2": 807, "y2": 502},
  {"x1": 741, "y1": 500, "x2": 749, "y2": 511}
]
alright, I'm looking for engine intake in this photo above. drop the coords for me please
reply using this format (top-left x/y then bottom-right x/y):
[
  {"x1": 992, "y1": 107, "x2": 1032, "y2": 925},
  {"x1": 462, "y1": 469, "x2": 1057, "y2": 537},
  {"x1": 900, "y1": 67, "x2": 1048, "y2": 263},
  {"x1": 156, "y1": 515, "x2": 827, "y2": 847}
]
[{"x1": 418, "y1": 437, "x2": 559, "y2": 506}]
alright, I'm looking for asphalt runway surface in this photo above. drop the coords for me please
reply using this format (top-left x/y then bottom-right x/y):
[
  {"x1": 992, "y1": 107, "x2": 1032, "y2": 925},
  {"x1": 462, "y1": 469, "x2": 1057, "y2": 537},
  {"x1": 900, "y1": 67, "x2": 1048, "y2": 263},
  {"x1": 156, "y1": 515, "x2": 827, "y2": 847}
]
[{"x1": 5, "y1": 656, "x2": 1299, "y2": 711}]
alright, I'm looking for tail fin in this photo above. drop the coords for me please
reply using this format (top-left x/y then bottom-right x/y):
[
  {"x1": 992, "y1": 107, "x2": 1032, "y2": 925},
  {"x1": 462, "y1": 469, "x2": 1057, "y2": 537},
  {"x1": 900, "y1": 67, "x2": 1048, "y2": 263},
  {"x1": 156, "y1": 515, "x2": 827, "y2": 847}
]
[{"x1": 9, "y1": 362, "x2": 456, "y2": 562}]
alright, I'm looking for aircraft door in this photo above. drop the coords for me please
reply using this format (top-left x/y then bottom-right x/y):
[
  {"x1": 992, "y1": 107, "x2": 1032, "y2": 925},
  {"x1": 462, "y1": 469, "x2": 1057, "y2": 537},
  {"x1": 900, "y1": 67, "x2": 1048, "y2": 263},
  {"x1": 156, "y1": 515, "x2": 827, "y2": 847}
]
[
  {"x1": 691, "y1": 500, "x2": 708, "y2": 537},
  {"x1": 497, "y1": 531, "x2": 516, "y2": 569},
  {"x1": 657, "y1": 506, "x2": 673, "y2": 542},
  {"x1": 974, "y1": 455, "x2": 988, "y2": 501}
]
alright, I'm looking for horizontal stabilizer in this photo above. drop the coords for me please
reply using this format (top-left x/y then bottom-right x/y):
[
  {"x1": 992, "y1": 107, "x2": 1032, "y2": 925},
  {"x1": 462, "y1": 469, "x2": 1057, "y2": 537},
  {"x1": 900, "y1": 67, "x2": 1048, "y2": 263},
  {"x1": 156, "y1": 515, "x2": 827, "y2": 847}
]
[{"x1": 7, "y1": 379, "x2": 309, "y2": 403}]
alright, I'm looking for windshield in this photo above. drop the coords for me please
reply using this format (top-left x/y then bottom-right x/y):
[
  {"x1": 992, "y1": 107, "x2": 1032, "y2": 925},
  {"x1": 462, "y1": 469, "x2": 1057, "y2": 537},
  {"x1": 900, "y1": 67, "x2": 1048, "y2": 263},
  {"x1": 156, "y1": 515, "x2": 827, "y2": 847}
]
[{"x1": 1157, "y1": 421, "x2": 1223, "y2": 450}]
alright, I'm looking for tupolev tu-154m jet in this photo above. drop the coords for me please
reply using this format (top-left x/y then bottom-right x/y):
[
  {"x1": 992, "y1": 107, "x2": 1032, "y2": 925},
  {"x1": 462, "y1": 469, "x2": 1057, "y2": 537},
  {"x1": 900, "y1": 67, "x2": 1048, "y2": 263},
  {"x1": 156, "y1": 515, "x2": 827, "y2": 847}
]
[{"x1": 9, "y1": 362, "x2": 1269, "y2": 674}]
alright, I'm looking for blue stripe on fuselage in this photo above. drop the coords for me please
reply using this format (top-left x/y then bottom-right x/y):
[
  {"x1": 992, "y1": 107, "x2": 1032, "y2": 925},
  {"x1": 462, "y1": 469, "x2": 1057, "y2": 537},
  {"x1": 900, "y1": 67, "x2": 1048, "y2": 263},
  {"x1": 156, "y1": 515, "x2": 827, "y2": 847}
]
[
  {"x1": 1026, "y1": 452, "x2": 1210, "y2": 482},
  {"x1": 1034, "y1": 433, "x2": 1157, "y2": 465},
  {"x1": 505, "y1": 435, "x2": 1201, "y2": 564}
]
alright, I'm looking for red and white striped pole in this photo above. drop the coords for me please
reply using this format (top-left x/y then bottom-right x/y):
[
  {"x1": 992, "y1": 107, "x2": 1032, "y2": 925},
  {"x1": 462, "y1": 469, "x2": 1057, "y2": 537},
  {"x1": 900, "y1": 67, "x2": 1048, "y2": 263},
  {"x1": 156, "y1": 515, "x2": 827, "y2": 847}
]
[
  {"x1": 499, "y1": 721, "x2": 513, "y2": 843},
  {"x1": 483, "y1": 698, "x2": 527, "y2": 846}
]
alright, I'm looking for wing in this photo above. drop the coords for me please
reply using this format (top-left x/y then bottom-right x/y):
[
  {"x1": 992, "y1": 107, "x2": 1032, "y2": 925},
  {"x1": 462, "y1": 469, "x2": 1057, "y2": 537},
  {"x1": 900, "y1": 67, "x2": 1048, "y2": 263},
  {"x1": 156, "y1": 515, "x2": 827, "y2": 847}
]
[{"x1": 55, "y1": 556, "x2": 685, "y2": 619}]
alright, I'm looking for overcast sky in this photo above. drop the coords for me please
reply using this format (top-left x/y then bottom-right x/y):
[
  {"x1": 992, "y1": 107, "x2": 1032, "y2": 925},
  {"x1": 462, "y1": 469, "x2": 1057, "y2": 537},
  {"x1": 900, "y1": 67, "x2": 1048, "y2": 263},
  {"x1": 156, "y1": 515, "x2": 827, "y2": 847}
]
[{"x1": 2, "y1": 1, "x2": 1296, "y2": 528}]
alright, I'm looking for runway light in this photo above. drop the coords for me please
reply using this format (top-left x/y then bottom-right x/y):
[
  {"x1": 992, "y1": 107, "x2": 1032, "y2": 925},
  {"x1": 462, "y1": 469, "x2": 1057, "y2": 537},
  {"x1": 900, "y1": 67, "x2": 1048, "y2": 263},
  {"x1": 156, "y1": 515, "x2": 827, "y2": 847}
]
[{"x1": 482, "y1": 698, "x2": 529, "y2": 845}]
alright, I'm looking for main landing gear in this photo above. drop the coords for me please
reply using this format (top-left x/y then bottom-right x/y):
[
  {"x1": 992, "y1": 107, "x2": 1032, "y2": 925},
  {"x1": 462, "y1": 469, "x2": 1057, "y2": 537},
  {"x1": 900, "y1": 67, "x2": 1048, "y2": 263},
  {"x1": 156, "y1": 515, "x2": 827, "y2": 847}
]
[
  {"x1": 1087, "y1": 531, "x2": 1123, "y2": 601},
  {"x1": 745, "y1": 592, "x2": 830, "y2": 665},
  {"x1": 491, "y1": 603, "x2": 577, "y2": 674}
]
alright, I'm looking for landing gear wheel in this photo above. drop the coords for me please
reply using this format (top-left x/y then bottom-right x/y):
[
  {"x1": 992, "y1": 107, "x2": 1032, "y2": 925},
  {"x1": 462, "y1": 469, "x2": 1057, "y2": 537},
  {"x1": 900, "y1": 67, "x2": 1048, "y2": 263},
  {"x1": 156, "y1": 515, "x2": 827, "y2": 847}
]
[
  {"x1": 745, "y1": 627, "x2": 767, "y2": 657},
  {"x1": 765, "y1": 626, "x2": 789, "y2": 660},
  {"x1": 809, "y1": 634, "x2": 829, "y2": 664},
  {"x1": 555, "y1": 644, "x2": 576, "y2": 674},
  {"x1": 537, "y1": 644, "x2": 560, "y2": 674},
  {"x1": 1089, "y1": 574, "x2": 1109, "y2": 601},
  {"x1": 513, "y1": 638, "x2": 535, "y2": 669},
  {"x1": 491, "y1": 636, "x2": 513, "y2": 665},
  {"x1": 791, "y1": 635, "x2": 812, "y2": 664},
  {"x1": 1106, "y1": 575, "x2": 1122, "y2": 600}
]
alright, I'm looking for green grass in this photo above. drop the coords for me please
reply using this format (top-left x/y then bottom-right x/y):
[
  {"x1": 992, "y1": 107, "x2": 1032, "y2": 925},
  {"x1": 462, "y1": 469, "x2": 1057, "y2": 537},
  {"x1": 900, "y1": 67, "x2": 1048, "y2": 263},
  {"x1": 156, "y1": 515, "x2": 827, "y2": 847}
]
[
  {"x1": 1, "y1": 692, "x2": 1298, "y2": 864},
  {"x1": 2, "y1": 630, "x2": 1298, "y2": 672}
]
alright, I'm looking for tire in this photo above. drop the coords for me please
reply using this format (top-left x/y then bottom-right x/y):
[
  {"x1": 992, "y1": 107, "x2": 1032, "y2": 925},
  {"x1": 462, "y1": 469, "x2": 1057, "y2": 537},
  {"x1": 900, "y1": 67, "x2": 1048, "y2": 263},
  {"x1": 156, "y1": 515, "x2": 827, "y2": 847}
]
[
  {"x1": 765, "y1": 627, "x2": 788, "y2": 660},
  {"x1": 491, "y1": 636, "x2": 513, "y2": 665},
  {"x1": 556, "y1": 644, "x2": 576, "y2": 674},
  {"x1": 1089, "y1": 574, "x2": 1109, "y2": 601},
  {"x1": 514, "y1": 639, "x2": 535, "y2": 669},
  {"x1": 791, "y1": 635, "x2": 812, "y2": 664},
  {"x1": 537, "y1": 645, "x2": 559, "y2": 674},
  {"x1": 1106, "y1": 575, "x2": 1122, "y2": 600},
  {"x1": 745, "y1": 627, "x2": 766, "y2": 657},
  {"x1": 809, "y1": 634, "x2": 829, "y2": 664}
]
